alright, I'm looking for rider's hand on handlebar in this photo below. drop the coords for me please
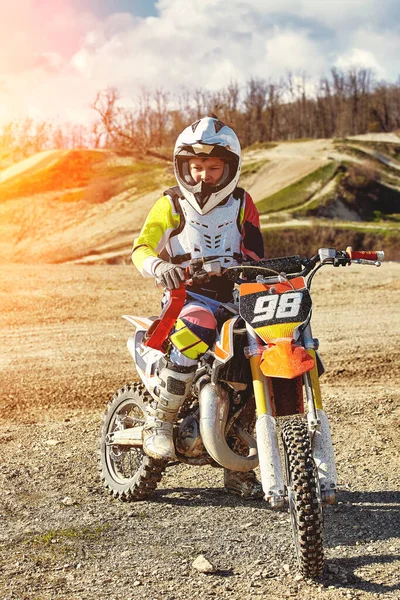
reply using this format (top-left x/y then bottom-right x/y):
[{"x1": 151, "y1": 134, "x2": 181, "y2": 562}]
[{"x1": 154, "y1": 261, "x2": 185, "y2": 290}]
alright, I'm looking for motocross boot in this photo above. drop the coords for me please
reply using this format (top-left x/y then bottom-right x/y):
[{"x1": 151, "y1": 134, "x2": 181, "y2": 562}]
[
  {"x1": 224, "y1": 469, "x2": 263, "y2": 499},
  {"x1": 143, "y1": 357, "x2": 196, "y2": 461}
]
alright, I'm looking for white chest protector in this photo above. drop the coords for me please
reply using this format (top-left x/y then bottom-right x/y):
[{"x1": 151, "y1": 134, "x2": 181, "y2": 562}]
[{"x1": 167, "y1": 192, "x2": 243, "y2": 267}]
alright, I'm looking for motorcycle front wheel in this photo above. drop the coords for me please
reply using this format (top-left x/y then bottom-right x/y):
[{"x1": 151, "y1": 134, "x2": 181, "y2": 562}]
[
  {"x1": 99, "y1": 382, "x2": 167, "y2": 501},
  {"x1": 282, "y1": 418, "x2": 324, "y2": 578}
]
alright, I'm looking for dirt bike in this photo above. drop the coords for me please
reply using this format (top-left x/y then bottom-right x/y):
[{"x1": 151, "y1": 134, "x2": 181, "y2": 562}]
[{"x1": 98, "y1": 246, "x2": 384, "y2": 578}]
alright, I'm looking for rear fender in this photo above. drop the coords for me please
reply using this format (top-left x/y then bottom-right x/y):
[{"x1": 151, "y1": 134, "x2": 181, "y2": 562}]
[{"x1": 126, "y1": 329, "x2": 164, "y2": 401}]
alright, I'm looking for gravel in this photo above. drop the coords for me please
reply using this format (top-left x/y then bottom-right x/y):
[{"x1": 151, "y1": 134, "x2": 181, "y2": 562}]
[{"x1": 0, "y1": 263, "x2": 399, "y2": 600}]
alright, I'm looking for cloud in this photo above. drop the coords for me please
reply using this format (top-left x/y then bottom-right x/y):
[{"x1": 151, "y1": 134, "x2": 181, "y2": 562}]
[
  {"x1": 335, "y1": 48, "x2": 383, "y2": 76},
  {"x1": 342, "y1": 28, "x2": 400, "y2": 80},
  {"x1": 0, "y1": 0, "x2": 399, "y2": 126},
  {"x1": 263, "y1": 28, "x2": 326, "y2": 75}
]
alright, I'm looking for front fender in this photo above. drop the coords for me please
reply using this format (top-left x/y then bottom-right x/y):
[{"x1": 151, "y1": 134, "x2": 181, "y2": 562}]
[{"x1": 260, "y1": 339, "x2": 315, "y2": 379}]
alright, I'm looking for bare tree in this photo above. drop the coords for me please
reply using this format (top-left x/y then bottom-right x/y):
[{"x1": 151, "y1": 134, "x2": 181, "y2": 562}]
[
  {"x1": 243, "y1": 78, "x2": 268, "y2": 145},
  {"x1": 3, "y1": 66, "x2": 400, "y2": 169},
  {"x1": 154, "y1": 89, "x2": 170, "y2": 147},
  {"x1": 331, "y1": 68, "x2": 346, "y2": 137},
  {"x1": 91, "y1": 87, "x2": 120, "y2": 147}
]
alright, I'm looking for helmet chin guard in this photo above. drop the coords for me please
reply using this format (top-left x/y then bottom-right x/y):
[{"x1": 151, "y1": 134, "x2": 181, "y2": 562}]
[
  {"x1": 192, "y1": 181, "x2": 213, "y2": 209},
  {"x1": 174, "y1": 117, "x2": 242, "y2": 215}
]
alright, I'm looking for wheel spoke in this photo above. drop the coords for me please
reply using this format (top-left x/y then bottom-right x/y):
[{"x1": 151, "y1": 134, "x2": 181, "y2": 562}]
[{"x1": 99, "y1": 383, "x2": 167, "y2": 501}]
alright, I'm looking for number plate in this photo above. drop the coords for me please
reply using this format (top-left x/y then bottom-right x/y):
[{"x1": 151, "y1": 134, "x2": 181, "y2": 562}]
[{"x1": 239, "y1": 288, "x2": 312, "y2": 327}]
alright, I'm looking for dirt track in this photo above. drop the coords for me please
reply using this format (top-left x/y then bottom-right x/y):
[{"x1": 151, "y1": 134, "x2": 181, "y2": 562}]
[
  {"x1": 0, "y1": 262, "x2": 399, "y2": 600},
  {"x1": 243, "y1": 138, "x2": 333, "y2": 201},
  {"x1": 1, "y1": 134, "x2": 399, "y2": 266}
]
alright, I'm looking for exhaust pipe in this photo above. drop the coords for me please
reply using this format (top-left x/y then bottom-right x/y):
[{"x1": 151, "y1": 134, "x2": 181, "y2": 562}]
[{"x1": 199, "y1": 383, "x2": 259, "y2": 472}]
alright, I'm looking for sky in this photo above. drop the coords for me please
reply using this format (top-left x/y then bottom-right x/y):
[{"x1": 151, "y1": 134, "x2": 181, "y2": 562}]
[{"x1": 1, "y1": 0, "x2": 399, "y2": 127}]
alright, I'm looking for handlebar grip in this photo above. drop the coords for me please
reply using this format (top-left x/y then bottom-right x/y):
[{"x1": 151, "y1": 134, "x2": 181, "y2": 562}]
[{"x1": 346, "y1": 247, "x2": 385, "y2": 262}]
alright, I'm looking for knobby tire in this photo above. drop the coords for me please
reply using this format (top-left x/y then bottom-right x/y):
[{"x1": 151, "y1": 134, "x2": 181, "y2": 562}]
[{"x1": 282, "y1": 418, "x2": 324, "y2": 578}]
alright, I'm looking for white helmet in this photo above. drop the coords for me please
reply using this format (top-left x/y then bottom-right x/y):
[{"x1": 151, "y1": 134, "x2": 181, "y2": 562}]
[{"x1": 174, "y1": 116, "x2": 242, "y2": 215}]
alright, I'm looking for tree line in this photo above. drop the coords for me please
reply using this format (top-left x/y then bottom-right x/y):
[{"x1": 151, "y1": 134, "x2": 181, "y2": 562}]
[{"x1": 1, "y1": 67, "x2": 400, "y2": 164}]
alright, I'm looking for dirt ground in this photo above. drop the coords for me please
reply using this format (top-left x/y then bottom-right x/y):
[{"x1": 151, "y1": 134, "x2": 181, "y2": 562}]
[{"x1": 0, "y1": 261, "x2": 399, "y2": 600}]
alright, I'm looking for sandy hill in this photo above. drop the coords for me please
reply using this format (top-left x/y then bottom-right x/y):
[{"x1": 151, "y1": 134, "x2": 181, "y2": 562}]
[{"x1": 1, "y1": 134, "x2": 399, "y2": 264}]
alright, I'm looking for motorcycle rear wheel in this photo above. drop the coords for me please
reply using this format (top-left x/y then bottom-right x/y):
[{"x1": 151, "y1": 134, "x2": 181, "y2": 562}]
[
  {"x1": 282, "y1": 418, "x2": 324, "y2": 578},
  {"x1": 99, "y1": 382, "x2": 167, "y2": 501}
]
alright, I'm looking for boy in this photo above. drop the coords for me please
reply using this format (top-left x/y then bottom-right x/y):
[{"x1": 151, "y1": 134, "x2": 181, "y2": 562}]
[{"x1": 132, "y1": 116, "x2": 264, "y2": 497}]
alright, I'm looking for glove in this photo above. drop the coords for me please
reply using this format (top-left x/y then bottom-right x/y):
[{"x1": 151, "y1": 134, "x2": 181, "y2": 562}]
[
  {"x1": 154, "y1": 261, "x2": 185, "y2": 290},
  {"x1": 188, "y1": 258, "x2": 209, "y2": 284}
]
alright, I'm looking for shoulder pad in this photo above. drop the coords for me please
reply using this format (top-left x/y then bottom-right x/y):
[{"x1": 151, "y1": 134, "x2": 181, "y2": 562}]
[
  {"x1": 163, "y1": 186, "x2": 183, "y2": 212},
  {"x1": 232, "y1": 187, "x2": 246, "y2": 203}
]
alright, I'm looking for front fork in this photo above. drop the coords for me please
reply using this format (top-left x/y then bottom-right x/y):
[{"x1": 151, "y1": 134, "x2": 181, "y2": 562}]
[
  {"x1": 303, "y1": 324, "x2": 337, "y2": 505},
  {"x1": 246, "y1": 325, "x2": 285, "y2": 508},
  {"x1": 247, "y1": 324, "x2": 337, "y2": 508}
]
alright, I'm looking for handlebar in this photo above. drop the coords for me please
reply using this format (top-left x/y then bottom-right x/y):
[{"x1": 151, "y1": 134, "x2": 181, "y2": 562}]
[
  {"x1": 237, "y1": 247, "x2": 384, "y2": 277},
  {"x1": 316, "y1": 247, "x2": 384, "y2": 268},
  {"x1": 155, "y1": 247, "x2": 384, "y2": 290},
  {"x1": 345, "y1": 246, "x2": 385, "y2": 263}
]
